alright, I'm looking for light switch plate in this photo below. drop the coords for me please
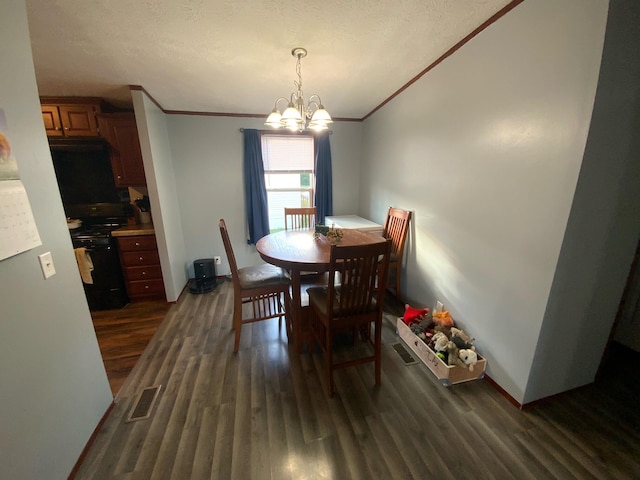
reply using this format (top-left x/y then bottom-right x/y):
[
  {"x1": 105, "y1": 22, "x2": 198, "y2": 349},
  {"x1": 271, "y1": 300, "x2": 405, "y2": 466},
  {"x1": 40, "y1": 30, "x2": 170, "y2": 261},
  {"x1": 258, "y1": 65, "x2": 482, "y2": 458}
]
[{"x1": 38, "y1": 251, "x2": 56, "y2": 279}]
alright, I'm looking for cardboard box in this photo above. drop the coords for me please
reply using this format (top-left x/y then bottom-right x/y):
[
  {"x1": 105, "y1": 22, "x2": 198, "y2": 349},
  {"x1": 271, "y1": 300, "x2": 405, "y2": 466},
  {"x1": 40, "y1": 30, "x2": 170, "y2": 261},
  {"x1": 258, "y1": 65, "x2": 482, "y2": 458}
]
[{"x1": 397, "y1": 318, "x2": 486, "y2": 386}]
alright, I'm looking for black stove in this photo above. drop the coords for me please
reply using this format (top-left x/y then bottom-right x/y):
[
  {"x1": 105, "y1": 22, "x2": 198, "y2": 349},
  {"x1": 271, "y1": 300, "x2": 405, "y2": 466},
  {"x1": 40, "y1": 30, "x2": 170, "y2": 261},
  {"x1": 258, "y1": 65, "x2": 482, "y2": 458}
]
[
  {"x1": 71, "y1": 223, "x2": 125, "y2": 243},
  {"x1": 66, "y1": 203, "x2": 131, "y2": 310}
]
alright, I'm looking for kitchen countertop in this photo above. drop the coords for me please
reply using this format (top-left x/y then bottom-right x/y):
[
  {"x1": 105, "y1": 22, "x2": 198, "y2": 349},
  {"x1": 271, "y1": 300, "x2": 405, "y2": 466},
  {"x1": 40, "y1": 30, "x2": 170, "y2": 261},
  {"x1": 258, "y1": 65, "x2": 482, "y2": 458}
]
[{"x1": 111, "y1": 223, "x2": 155, "y2": 237}]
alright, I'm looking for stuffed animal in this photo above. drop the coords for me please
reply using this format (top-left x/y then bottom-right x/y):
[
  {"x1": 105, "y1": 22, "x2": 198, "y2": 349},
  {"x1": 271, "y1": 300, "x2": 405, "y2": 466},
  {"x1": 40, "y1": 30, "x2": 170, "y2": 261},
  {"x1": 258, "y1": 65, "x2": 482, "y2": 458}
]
[
  {"x1": 458, "y1": 349, "x2": 478, "y2": 371},
  {"x1": 432, "y1": 310, "x2": 454, "y2": 327},
  {"x1": 446, "y1": 342, "x2": 465, "y2": 368},
  {"x1": 411, "y1": 317, "x2": 433, "y2": 342},
  {"x1": 410, "y1": 317, "x2": 431, "y2": 335},
  {"x1": 430, "y1": 331, "x2": 450, "y2": 353},
  {"x1": 433, "y1": 323, "x2": 452, "y2": 339},
  {"x1": 402, "y1": 304, "x2": 430, "y2": 326},
  {"x1": 450, "y1": 327, "x2": 475, "y2": 350}
]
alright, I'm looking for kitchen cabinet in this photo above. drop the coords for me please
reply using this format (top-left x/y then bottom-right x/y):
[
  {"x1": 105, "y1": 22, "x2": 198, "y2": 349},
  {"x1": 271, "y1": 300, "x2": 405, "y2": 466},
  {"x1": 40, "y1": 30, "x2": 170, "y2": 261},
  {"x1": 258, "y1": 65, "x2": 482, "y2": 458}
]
[
  {"x1": 40, "y1": 98, "x2": 102, "y2": 137},
  {"x1": 97, "y1": 113, "x2": 146, "y2": 186},
  {"x1": 117, "y1": 234, "x2": 165, "y2": 301}
]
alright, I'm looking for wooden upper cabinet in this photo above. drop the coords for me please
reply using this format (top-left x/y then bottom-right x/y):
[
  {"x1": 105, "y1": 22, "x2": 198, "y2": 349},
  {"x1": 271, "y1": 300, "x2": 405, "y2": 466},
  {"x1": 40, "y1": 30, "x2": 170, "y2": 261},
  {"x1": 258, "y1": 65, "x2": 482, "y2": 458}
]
[
  {"x1": 41, "y1": 105, "x2": 64, "y2": 137},
  {"x1": 40, "y1": 98, "x2": 102, "y2": 137},
  {"x1": 97, "y1": 113, "x2": 146, "y2": 187}
]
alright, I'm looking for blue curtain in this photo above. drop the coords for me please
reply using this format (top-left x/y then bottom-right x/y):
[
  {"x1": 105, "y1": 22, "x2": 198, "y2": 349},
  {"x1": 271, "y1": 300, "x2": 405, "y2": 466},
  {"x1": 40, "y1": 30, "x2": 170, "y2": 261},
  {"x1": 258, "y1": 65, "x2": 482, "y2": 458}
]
[
  {"x1": 314, "y1": 133, "x2": 333, "y2": 224},
  {"x1": 243, "y1": 129, "x2": 270, "y2": 244}
]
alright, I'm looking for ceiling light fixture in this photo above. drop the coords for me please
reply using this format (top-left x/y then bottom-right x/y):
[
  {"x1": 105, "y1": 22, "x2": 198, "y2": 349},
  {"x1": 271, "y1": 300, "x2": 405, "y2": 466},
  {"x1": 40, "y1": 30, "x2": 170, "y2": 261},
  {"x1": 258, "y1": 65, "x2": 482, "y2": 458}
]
[{"x1": 265, "y1": 47, "x2": 333, "y2": 132}]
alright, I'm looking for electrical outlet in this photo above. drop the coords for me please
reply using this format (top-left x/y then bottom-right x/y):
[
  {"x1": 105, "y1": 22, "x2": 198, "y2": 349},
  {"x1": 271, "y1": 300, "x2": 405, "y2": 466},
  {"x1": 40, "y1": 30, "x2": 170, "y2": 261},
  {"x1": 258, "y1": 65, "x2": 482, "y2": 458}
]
[
  {"x1": 214, "y1": 256, "x2": 221, "y2": 265},
  {"x1": 436, "y1": 301, "x2": 444, "y2": 313}
]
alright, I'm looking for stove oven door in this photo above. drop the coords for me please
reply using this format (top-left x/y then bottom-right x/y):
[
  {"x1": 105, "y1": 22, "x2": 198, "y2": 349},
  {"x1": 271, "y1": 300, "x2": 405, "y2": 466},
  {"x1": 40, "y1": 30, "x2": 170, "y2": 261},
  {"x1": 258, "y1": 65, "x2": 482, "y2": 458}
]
[{"x1": 76, "y1": 241, "x2": 129, "y2": 310}]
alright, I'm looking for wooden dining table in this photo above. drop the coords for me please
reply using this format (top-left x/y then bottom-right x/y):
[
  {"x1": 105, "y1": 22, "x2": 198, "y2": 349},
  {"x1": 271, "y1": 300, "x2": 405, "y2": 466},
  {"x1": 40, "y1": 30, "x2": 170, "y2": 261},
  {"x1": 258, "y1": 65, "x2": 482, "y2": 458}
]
[{"x1": 256, "y1": 228, "x2": 387, "y2": 352}]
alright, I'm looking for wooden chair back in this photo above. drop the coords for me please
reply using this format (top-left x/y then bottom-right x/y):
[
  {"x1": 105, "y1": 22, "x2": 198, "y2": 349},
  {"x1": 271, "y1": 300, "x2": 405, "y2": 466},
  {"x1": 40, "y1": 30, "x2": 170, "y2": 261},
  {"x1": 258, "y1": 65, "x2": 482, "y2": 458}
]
[
  {"x1": 219, "y1": 218, "x2": 240, "y2": 289},
  {"x1": 307, "y1": 239, "x2": 391, "y2": 396},
  {"x1": 284, "y1": 207, "x2": 316, "y2": 230},
  {"x1": 382, "y1": 207, "x2": 412, "y2": 301},
  {"x1": 383, "y1": 207, "x2": 412, "y2": 259},
  {"x1": 325, "y1": 241, "x2": 391, "y2": 320}
]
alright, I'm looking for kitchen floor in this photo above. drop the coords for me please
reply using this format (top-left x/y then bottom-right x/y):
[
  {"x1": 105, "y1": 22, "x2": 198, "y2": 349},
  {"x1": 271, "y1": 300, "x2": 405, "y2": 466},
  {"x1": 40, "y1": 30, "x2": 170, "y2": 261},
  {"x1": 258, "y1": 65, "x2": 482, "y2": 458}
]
[{"x1": 91, "y1": 299, "x2": 171, "y2": 396}]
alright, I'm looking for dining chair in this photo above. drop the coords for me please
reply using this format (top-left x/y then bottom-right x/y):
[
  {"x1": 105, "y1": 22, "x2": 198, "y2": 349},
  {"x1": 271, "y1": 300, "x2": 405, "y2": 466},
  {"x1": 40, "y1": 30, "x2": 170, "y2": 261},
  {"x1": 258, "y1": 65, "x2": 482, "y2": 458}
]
[
  {"x1": 284, "y1": 206, "x2": 321, "y2": 282},
  {"x1": 306, "y1": 239, "x2": 391, "y2": 397},
  {"x1": 284, "y1": 207, "x2": 316, "y2": 230},
  {"x1": 383, "y1": 207, "x2": 412, "y2": 302},
  {"x1": 219, "y1": 219, "x2": 292, "y2": 352}
]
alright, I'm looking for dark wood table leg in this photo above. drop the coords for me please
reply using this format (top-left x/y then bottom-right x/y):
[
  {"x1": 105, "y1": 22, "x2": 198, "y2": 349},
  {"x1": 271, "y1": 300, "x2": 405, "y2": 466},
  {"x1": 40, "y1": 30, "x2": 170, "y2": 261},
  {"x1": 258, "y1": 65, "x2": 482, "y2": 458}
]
[{"x1": 290, "y1": 270, "x2": 303, "y2": 353}]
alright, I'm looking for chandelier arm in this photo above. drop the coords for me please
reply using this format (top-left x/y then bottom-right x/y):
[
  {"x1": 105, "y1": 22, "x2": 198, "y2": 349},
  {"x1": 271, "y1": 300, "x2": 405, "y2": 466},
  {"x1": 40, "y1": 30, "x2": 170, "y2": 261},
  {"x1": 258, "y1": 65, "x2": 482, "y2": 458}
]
[
  {"x1": 307, "y1": 99, "x2": 320, "y2": 111},
  {"x1": 273, "y1": 97, "x2": 290, "y2": 111}
]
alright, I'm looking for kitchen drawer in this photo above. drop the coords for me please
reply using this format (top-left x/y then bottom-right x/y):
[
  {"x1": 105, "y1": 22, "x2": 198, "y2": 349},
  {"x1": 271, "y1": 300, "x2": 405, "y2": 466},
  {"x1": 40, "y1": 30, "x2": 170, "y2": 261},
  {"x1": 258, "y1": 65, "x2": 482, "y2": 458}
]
[
  {"x1": 124, "y1": 265, "x2": 162, "y2": 281},
  {"x1": 118, "y1": 235, "x2": 157, "y2": 252},
  {"x1": 127, "y1": 279, "x2": 165, "y2": 297},
  {"x1": 121, "y1": 250, "x2": 160, "y2": 266}
]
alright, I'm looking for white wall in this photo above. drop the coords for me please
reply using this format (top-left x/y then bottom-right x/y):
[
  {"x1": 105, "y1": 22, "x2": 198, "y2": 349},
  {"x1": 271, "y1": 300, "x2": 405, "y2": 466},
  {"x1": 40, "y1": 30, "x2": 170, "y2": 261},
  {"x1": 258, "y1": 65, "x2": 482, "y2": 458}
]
[
  {"x1": 527, "y1": 0, "x2": 640, "y2": 401},
  {"x1": 359, "y1": 0, "x2": 608, "y2": 402},
  {"x1": 0, "y1": 2, "x2": 113, "y2": 478},
  {"x1": 163, "y1": 115, "x2": 363, "y2": 277},
  {"x1": 132, "y1": 90, "x2": 188, "y2": 301},
  {"x1": 328, "y1": 122, "x2": 363, "y2": 215}
]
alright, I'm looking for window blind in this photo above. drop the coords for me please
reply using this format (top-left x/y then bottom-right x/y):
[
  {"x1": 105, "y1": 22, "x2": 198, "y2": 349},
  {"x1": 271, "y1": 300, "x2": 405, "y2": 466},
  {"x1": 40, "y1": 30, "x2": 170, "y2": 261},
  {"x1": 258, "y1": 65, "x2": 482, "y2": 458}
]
[{"x1": 262, "y1": 135, "x2": 314, "y2": 172}]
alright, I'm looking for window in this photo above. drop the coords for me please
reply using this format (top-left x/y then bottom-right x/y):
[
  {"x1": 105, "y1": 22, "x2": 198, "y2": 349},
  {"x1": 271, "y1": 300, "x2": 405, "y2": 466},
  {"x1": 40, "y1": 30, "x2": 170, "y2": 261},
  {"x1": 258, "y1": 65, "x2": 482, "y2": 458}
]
[{"x1": 261, "y1": 134, "x2": 314, "y2": 232}]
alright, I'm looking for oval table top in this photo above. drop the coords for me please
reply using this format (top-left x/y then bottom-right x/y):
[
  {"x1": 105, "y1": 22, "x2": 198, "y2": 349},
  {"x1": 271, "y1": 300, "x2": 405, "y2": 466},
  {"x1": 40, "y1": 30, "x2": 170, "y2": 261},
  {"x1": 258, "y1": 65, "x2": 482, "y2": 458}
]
[{"x1": 256, "y1": 228, "x2": 386, "y2": 272}]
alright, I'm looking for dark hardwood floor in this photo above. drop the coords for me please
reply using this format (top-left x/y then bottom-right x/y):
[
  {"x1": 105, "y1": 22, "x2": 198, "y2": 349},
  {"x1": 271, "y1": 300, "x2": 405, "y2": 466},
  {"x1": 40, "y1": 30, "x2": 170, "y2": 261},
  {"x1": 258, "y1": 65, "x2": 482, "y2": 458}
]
[
  {"x1": 91, "y1": 300, "x2": 171, "y2": 395},
  {"x1": 77, "y1": 279, "x2": 640, "y2": 479}
]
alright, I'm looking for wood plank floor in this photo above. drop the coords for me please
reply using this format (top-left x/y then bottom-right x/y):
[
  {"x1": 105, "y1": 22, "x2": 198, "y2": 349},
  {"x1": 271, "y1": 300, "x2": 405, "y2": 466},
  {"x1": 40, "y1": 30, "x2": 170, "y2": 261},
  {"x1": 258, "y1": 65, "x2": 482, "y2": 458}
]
[
  {"x1": 91, "y1": 300, "x2": 171, "y2": 395},
  {"x1": 76, "y1": 279, "x2": 640, "y2": 479}
]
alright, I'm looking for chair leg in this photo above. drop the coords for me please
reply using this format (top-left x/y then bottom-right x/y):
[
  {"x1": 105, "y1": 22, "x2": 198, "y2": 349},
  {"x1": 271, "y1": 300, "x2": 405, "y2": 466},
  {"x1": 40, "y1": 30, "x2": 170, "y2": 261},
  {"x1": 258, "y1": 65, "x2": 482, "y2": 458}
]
[
  {"x1": 233, "y1": 295, "x2": 243, "y2": 353},
  {"x1": 285, "y1": 297, "x2": 293, "y2": 341},
  {"x1": 326, "y1": 322, "x2": 334, "y2": 397},
  {"x1": 375, "y1": 319, "x2": 382, "y2": 387},
  {"x1": 395, "y1": 264, "x2": 402, "y2": 303},
  {"x1": 277, "y1": 291, "x2": 283, "y2": 330}
]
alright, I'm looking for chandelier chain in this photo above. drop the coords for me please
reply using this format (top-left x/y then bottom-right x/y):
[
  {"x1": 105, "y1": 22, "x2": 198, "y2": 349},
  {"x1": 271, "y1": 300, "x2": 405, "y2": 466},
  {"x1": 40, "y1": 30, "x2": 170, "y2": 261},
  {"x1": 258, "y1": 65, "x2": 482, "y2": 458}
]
[{"x1": 295, "y1": 54, "x2": 303, "y2": 95}]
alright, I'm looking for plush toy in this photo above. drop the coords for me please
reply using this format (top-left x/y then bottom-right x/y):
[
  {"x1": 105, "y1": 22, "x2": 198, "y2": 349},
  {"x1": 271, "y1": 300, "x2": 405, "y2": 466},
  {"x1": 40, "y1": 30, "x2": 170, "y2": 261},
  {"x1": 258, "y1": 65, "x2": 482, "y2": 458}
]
[
  {"x1": 458, "y1": 349, "x2": 478, "y2": 371},
  {"x1": 411, "y1": 320, "x2": 433, "y2": 343},
  {"x1": 410, "y1": 317, "x2": 431, "y2": 335},
  {"x1": 450, "y1": 327, "x2": 475, "y2": 350},
  {"x1": 432, "y1": 310, "x2": 454, "y2": 327},
  {"x1": 431, "y1": 331, "x2": 450, "y2": 353},
  {"x1": 446, "y1": 342, "x2": 464, "y2": 368},
  {"x1": 402, "y1": 304, "x2": 430, "y2": 325},
  {"x1": 433, "y1": 323, "x2": 452, "y2": 339}
]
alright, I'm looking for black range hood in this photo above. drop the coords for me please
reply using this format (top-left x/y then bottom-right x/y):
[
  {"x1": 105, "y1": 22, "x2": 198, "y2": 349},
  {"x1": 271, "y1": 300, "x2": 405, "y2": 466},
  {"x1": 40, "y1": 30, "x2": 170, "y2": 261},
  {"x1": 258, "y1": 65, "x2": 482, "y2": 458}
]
[{"x1": 50, "y1": 140, "x2": 128, "y2": 206}]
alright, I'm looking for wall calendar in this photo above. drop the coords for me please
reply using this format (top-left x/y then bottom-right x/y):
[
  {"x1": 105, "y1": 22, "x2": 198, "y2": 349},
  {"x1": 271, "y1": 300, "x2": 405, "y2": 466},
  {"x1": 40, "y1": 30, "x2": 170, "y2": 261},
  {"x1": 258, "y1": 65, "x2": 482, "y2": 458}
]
[{"x1": 0, "y1": 109, "x2": 42, "y2": 261}]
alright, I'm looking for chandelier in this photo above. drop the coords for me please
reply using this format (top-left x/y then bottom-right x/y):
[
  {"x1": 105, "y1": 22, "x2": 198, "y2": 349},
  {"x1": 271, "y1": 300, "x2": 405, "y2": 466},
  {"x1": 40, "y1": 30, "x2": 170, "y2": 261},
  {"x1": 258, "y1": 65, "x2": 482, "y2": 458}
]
[{"x1": 265, "y1": 47, "x2": 333, "y2": 132}]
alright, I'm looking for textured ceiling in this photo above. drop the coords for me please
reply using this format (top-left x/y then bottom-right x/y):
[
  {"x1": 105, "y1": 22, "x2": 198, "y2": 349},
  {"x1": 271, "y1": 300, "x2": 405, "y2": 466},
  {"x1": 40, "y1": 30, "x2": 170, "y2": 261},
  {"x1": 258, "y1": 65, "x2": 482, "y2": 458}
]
[{"x1": 25, "y1": 0, "x2": 513, "y2": 119}]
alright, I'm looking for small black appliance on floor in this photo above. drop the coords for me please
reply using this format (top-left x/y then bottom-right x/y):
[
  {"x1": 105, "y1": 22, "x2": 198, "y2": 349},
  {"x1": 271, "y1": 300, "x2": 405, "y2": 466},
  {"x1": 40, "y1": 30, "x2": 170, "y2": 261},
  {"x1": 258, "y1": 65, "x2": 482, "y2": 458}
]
[{"x1": 189, "y1": 258, "x2": 217, "y2": 294}]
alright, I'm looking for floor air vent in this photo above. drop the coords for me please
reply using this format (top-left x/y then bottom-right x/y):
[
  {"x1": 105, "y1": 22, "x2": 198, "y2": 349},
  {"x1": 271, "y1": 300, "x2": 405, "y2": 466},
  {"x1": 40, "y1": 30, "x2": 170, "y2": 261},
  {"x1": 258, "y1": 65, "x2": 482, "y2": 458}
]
[
  {"x1": 392, "y1": 343, "x2": 418, "y2": 365},
  {"x1": 126, "y1": 385, "x2": 162, "y2": 423}
]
